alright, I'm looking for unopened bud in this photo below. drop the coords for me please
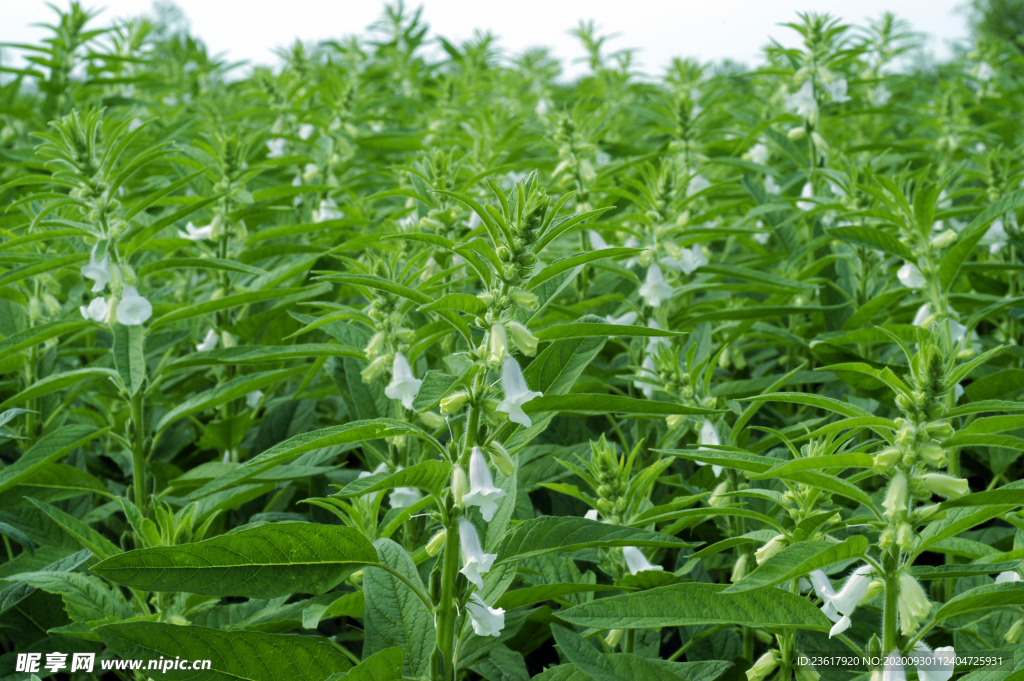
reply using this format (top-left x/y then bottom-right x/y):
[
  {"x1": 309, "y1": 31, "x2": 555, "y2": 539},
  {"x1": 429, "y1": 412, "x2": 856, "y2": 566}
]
[
  {"x1": 918, "y1": 443, "x2": 946, "y2": 467},
  {"x1": 489, "y1": 442, "x2": 516, "y2": 477},
  {"x1": 440, "y1": 390, "x2": 469, "y2": 414},
  {"x1": 755, "y1": 534, "x2": 786, "y2": 565},
  {"x1": 897, "y1": 522, "x2": 914, "y2": 551},
  {"x1": 477, "y1": 291, "x2": 495, "y2": 306},
  {"x1": 361, "y1": 355, "x2": 389, "y2": 382},
  {"x1": 709, "y1": 481, "x2": 731, "y2": 508},
  {"x1": 452, "y1": 465, "x2": 468, "y2": 506},
  {"x1": 425, "y1": 529, "x2": 446, "y2": 557},
  {"x1": 1006, "y1": 617, "x2": 1024, "y2": 644},
  {"x1": 604, "y1": 628, "x2": 624, "y2": 647},
  {"x1": 883, "y1": 471, "x2": 908, "y2": 519},
  {"x1": 510, "y1": 290, "x2": 538, "y2": 309},
  {"x1": 731, "y1": 554, "x2": 749, "y2": 583},
  {"x1": 507, "y1": 320, "x2": 539, "y2": 356},
  {"x1": 873, "y1": 447, "x2": 900, "y2": 473},
  {"x1": 488, "y1": 323, "x2": 508, "y2": 363},
  {"x1": 795, "y1": 665, "x2": 820, "y2": 681},
  {"x1": 921, "y1": 473, "x2": 970, "y2": 499},
  {"x1": 746, "y1": 650, "x2": 780, "y2": 681},
  {"x1": 666, "y1": 414, "x2": 686, "y2": 429},
  {"x1": 418, "y1": 411, "x2": 445, "y2": 429},
  {"x1": 930, "y1": 229, "x2": 958, "y2": 249},
  {"x1": 788, "y1": 126, "x2": 806, "y2": 140}
]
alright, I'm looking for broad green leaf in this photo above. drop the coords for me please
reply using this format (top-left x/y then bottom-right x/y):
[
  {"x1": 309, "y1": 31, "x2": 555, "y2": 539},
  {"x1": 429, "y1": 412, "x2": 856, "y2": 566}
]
[
  {"x1": 112, "y1": 324, "x2": 146, "y2": 395},
  {"x1": 528, "y1": 248, "x2": 641, "y2": 289},
  {"x1": 332, "y1": 460, "x2": 450, "y2": 498},
  {"x1": 4, "y1": 570, "x2": 131, "y2": 622},
  {"x1": 0, "y1": 368, "x2": 118, "y2": 410},
  {"x1": 96, "y1": 621, "x2": 352, "y2": 681},
  {"x1": 91, "y1": 522, "x2": 377, "y2": 598},
  {"x1": 419, "y1": 292, "x2": 487, "y2": 316},
  {"x1": 558, "y1": 582, "x2": 831, "y2": 630},
  {"x1": 332, "y1": 648, "x2": 404, "y2": 681},
  {"x1": 495, "y1": 517, "x2": 698, "y2": 564},
  {"x1": 363, "y1": 539, "x2": 434, "y2": 678},
  {"x1": 724, "y1": 537, "x2": 867, "y2": 592},
  {"x1": 523, "y1": 394, "x2": 720, "y2": 417},
  {"x1": 497, "y1": 583, "x2": 622, "y2": 610},
  {"x1": 941, "y1": 480, "x2": 1024, "y2": 507},
  {"x1": 827, "y1": 224, "x2": 915, "y2": 260},
  {"x1": 535, "y1": 322, "x2": 681, "y2": 342},
  {"x1": 166, "y1": 343, "x2": 364, "y2": 370},
  {"x1": 933, "y1": 582, "x2": 1024, "y2": 623},
  {"x1": 28, "y1": 498, "x2": 121, "y2": 560},
  {"x1": 0, "y1": 426, "x2": 106, "y2": 494},
  {"x1": 0, "y1": 319, "x2": 89, "y2": 358}
]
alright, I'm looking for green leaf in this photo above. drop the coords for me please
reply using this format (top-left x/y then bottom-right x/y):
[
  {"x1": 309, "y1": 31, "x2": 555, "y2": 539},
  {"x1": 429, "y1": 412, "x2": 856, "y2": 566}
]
[
  {"x1": 827, "y1": 224, "x2": 915, "y2": 260},
  {"x1": 933, "y1": 582, "x2": 1024, "y2": 623},
  {"x1": 96, "y1": 621, "x2": 352, "y2": 681},
  {"x1": 363, "y1": 539, "x2": 434, "y2": 678},
  {"x1": 0, "y1": 426, "x2": 106, "y2": 495},
  {"x1": 0, "y1": 319, "x2": 89, "y2": 358},
  {"x1": 534, "y1": 323, "x2": 680, "y2": 342},
  {"x1": 332, "y1": 460, "x2": 450, "y2": 499},
  {"x1": 27, "y1": 498, "x2": 121, "y2": 560},
  {"x1": 419, "y1": 292, "x2": 487, "y2": 316},
  {"x1": 523, "y1": 394, "x2": 720, "y2": 417},
  {"x1": 166, "y1": 343, "x2": 364, "y2": 370},
  {"x1": 0, "y1": 368, "x2": 118, "y2": 410},
  {"x1": 939, "y1": 188, "x2": 1024, "y2": 288},
  {"x1": 724, "y1": 537, "x2": 867, "y2": 592},
  {"x1": 495, "y1": 517, "x2": 698, "y2": 564},
  {"x1": 940, "y1": 480, "x2": 1024, "y2": 508},
  {"x1": 528, "y1": 248, "x2": 641, "y2": 289},
  {"x1": 496, "y1": 583, "x2": 622, "y2": 610},
  {"x1": 91, "y1": 522, "x2": 378, "y2": 598},
  {"x1": 4, "y1": 570, "x2": 130, "y2": 622},
  {"x1": 335, "y1": 648, "x2": 404, "y2": 681},
  {"x1": 112, "y1": 324, "x2": 146, "y2": 395},
  {"x1": 558, "y1": 582, "x2": 832, "y2": 630}
]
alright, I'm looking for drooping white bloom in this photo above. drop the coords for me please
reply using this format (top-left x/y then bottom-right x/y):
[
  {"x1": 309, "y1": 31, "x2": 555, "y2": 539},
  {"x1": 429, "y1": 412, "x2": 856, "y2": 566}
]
[
  {"x1": 179, "y1": 221, "x2": 213, "y2": 240},
  {"x1": 584, "y1": 509, "x2": 599, "y2": 521},
  {"x1": 913, "y1": 303, "x2": 934, "y2": 328},
  {"x1": 463, "y1": 446, "x2": 506, "y2": 522},
  {"x1": 976, "y1": 61, "x2": 995, "y2": 82},
  {"x1": 80, "y1": 297, "x2": 109, "y2": 322},
  {"x1": 662, "y1": 245, "x2": 707, "y2": 275},
  {"x1": 687, "y1": 174, "x2": 710, "y2": 197},
  {"x1": 786, "y1": 80, "x2": 817, "y2": 118},
  {"x1": 747, "y1": 142, "x2": 769, "y2": 165},
  {"x1": 466, "y1": 593, "x2": 505, "y2": 637},
  {"x1": 117, "y1": 286, "x2": 153, "y2": 326},
  {"x1": 639, "y1": 263, "x2": 674, "y2": 307},
  {"x1": 825, "y1": 78, "x2": 850, "y2": 103},
  {"x1": 982, "y1": 218, "x2": 1008, "y2": 254},
  {"x1": 996, "y1": 570, "x2": 1022, "y2": 584},
  {"x1": 384, "y1": 352, "x2": 422, "y2": 410},
  {"x1": 298, "y1": 123, "x2": 315, "y2": 140},
  {"x1": 912, "y1": 643, "x2": 956, "y2": 681},
  {"x1": 697, "y1": 420, "x2": 723, "y2": 477},
  {"x1": 808, "y1": 565, "x2": 874, "y2": 638},
  {"x1": 622, "y1": 546, "x2": 662, "y2": 575},
  {"x1": 358, "y1": 462, "x2": 388, "y2": 505},
  {"x1": 588, "y1": 230, "x2": 612, "y2": 250},
  {"x1": 898, "y1": 573, "x2": 932, "y2": 635},
  {"x1": 912, "y1": 303, "x2": 968, "y2": 344},
  {"x1": 195, "y1": 329, "x2": 218, "y2": 352},
  {"x1": 81, "y1": 247, "x2": 112, "y2": 293},
  {"x1": 458, "y1": 517, "x2": 497, "y2": 588},
  {"x1": 605, "y1": 311, "x2": 638, "y2": 326},
  {"x1": 313, "y1": 198, "x2": 344, "y2": 223},
  {"x1": 764, "y1": 176, "x2": 780, "y2": 195},
  {"x1": 634, "y1": 355, "x2": 659, "y2": 399},
  {"x1": 881, "y1": 651, "x2": 905, "y2": 681},
  {"x1": 872, "y1": 85, "x2": 891, "y2": 105},
  {"x1": 246, "y1": 390, "x2": 264, "y2": 409},
  {"x1": 496, "y1": 356, "x2": 542, "y2": 427},
  {"x1": 266, "y1": 138, "x2": 287, "y2": 158},
  {"x1": 388, "y1": 485, "x2": 422, "y2": 508},
  {"x1": 897, "y1": 263, "x2": 927, "y2": 289},
  {"x1": 797, "y1": 183, "x2": 815, "y2": 211}
]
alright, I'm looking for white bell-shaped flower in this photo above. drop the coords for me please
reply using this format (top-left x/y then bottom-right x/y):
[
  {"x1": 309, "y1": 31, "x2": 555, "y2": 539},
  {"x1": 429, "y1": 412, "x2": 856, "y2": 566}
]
[
  {"x1": 764, "y1": 176, "x2": 780, "y2": 195},
  {"x1": 584, "y1": 509, "x2": 599, "y2": 521},
  {"x1": 635, "y1": 355, "x2": 659, "y2": 399},
  {"x1": 696, "y1": 420, "x2": 723, "y2": 477},
  {"x1": 898, "y1": 573, "x2": 932, "y2": 635},
  {"x1": 606, "y1": 311, "x2": 638, "y2": 326},
  {"x1": 747, "y1": 142, "x2": 769, "y2": 165},
  {"x1": 80, "y1": 297, "x2": 109, "y2": 322},
  {"x1": 913, "y1": 643, "x2": 955, "y2": 681},
  {"x1": 496, "y1": 356, "x2": 542, "y2": 427},
  {"x1": 389, "y1": 486, "x2": 422, "y2": 508},
  {"x1": 179, "y1": 221, "x2": 213, "y2": 240},
  {"x1": 797, "y1": 183, "x2": 815, "y2": 211},
  {"x1": 196, "y1": 329, "x2": 218, "y2": 352},
  {"x1": 463, "y1": 446, "x2": 506, "y2": 522},
  {"x1": 897, "y1": 263, "x2": 927, "y2": 289},
  {"x1": 384, "y1": 352, "x2": 422, "y2": 410},
  {"x1": 622, "y1": 546, "x2": 662, "y2": 575},
  {"x1": 313, "y1": 198, "x2": 344, "y2": 223},
  {"x1": 81, "y1": 247, "x2": 112, "y2": 293},
  {"x1": 825, "y1": 78, "x2": 850, "y2": 103},
  {"x1": 458, "y1": 517, "x2": 497, "y2": 588},
  {"x1": 266, "y1": 138, "x2": 286, "y2": 158},
  {"x1": 246, "y1": 390, "x2": 264, "y2": 409},
  {"x1": 786, "y1": 80, "x2": 817, "y2": 118},
  {"x1": 117, "y1": 286, "x2": 152, "y2": 326},
  {"x1": 466, "y1": 593, "x2": 505, "y2": 637},
  {"x1": 808, "y1": 565, "x2": 874, "y2": 637},
  {"x1": 996, "y1": 570, "x2": 1022, "y2": 583},
  {"x1": 662, "y1": 245, "x2": 707, "y2": 275},
  {"x1": 639, "y1": 263, "x2": 674, "y2": 307}
]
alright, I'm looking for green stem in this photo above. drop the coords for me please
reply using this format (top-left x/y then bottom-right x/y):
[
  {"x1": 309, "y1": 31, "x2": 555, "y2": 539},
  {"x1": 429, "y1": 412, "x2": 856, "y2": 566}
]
[
  {"x1": 882, "y1": 549, "x2": 900, "y2": 654},
  {"x1": 433, "y1": 509, "x2": 461, "y2": 681},
  {"x1": 130, "y1": 389, "x2": 147, "y2": 512}
]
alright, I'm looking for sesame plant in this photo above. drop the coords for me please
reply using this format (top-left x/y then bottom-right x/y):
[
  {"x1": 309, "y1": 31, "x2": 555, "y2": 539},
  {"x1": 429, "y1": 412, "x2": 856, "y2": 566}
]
[{"x1": 2, "y1": 3, "x2": 1024, "y2": 681}]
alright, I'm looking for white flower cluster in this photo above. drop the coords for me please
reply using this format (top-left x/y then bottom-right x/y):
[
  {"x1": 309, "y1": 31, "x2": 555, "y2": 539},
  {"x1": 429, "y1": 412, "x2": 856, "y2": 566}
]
[{"x1": 79, "y1": 247, "x2": 152, "y2": 326}]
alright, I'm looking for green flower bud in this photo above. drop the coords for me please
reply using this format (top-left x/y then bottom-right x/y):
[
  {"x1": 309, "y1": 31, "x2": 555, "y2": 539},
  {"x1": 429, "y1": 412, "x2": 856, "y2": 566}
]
[
  {"x1": 1006, "y1": 617, "x2": 1024, "y2": 644},
  {"x1": 507, "y1": 321, "x2": 538, "y2": 356},
  {"x1": 873, "y1": 447, "x2": 900, "y2": 473},
  {"x1": 440, "y1": 390, "x2": 469, "y2": 414},
  {"x1": 361, "y1": 354, "x2": 389, "y2": 383},
  {"x1": 452, "y1": 465, "x2": 467, "y2": 507},
  {"x1": 666, "y1": 414, "x2": 686, "y2": 429},
  {"x1": 425, "y1": 529, "x2": 446, "y2": 557},
  {"x1": 883, "y1": 471, "x2": 908, "y2": 519},
  {"x1": 788, "y1": 126, "x2": 806, "y2": 140},
  {"x1": 364, "y1": 331, "x2": 386, "y2": 358},
  {"x1": 746, "y1": 650, "x2": 780, "y2": 681},
  {"x1": 604, "y1": 629, "x2": 624, "y2": 647},
  {"x1": 921, "y1": 473, "x2": 970, "y2": 499},
  {"x1": 755, "y1": 534, "x2": 786, "y2": 565},
  {"x1": 897, "y1": 573, "x2": 932, "y2": 635},
  {"x1": 418, "y1": 410, "x2": 446, "y2": 429},
  {"x1": 918, "y1": 443, "x2": 947, "y2": 467},
  {"x1": 897, "y1": 522, "x2": 914, "y2": 551},
  {"x1": 488, "y1": 442, "x2": 516, "y2": 477},
  {"x1": 731, "y1": 553, "x2": 749, "y2": 583},
  {"x1": 930, "y1": 228, "x2": 958, "y2": 249},
  {"x1": 487, "y1": 323, "x2": 509, "y2": 364},
  {"x1": 510, "y1": 290, "x2": 538, "y2": 309},
  {"x1": 924, "y1": 422, "x2": 954, "y2": 439},
  {"x1": 709, "y1": 481, "x2": 731, "y2": 508},
  {"x1": 795, "y1": 664, "x2": 820, "y2": 681}
]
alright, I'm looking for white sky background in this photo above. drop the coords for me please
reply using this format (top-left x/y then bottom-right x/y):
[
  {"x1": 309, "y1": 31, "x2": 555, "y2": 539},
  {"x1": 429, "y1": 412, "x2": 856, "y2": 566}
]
[{"x1": 2, "y1": 0, "x2": 972, "y2": 78}]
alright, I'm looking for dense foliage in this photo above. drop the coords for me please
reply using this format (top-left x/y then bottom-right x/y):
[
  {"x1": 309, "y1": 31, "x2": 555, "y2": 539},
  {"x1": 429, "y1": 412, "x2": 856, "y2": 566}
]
[{"x1": 1, "y1": 3, "x2": 1023, "y2": 680}]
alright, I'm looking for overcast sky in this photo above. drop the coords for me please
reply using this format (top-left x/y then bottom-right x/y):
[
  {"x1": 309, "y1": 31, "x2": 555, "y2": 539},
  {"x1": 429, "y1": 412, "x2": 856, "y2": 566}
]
[{"x1": 3, "y1": 1, "x2": 972, "y2": 78}]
